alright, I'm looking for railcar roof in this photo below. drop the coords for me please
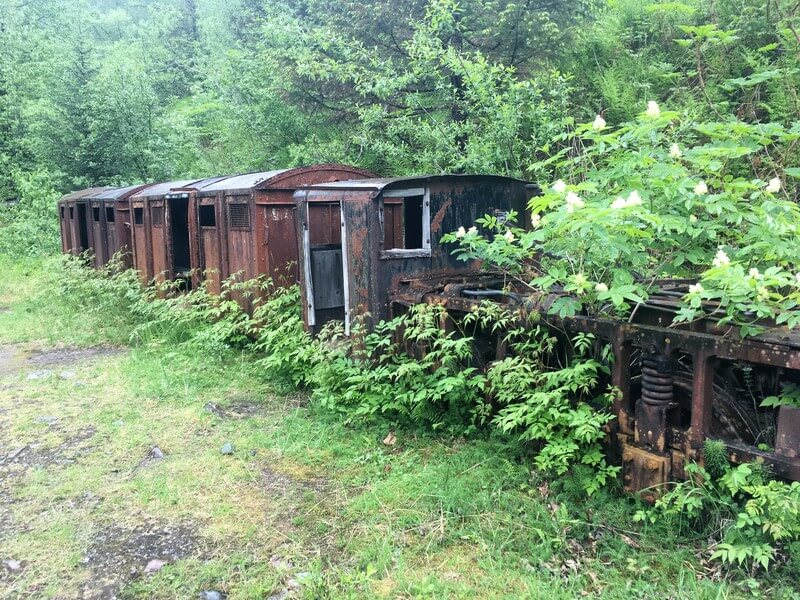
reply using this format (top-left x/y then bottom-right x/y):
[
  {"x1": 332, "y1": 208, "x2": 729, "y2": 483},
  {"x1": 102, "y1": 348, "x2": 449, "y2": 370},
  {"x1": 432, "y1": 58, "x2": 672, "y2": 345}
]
[
  {"x1": 299, "y1": 174, "x2": 532, "y2": 192},
  {"x1": 130, "y1": 180, "x2": 199, "y2": 199},
  {"x1": 59, "y1": 187, "x2": 113, "y2": 202},
  {"x1": 197, "y1": 170, "x2": 290, "y2": 193}
]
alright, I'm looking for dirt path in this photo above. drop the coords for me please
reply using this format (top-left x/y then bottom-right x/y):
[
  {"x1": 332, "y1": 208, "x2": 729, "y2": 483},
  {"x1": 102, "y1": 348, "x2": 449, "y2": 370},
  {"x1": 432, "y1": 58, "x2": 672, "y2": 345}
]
[{"x1": 0, "y1": 342, "x2": 334, "y2": 599}]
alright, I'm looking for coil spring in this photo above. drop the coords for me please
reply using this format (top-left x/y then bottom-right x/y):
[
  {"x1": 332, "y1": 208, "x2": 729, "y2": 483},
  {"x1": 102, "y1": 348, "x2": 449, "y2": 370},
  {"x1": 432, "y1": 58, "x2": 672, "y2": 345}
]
[{"x1": 641, "y1": 356, "x2": 674, "y2": 407}]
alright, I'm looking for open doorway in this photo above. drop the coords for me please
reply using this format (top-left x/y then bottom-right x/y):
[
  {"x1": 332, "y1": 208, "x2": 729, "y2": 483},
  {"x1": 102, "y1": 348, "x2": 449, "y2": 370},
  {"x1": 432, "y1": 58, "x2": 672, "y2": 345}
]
[
  {"x1": 76, "y1": 203, "x2": 89, "y2": 252},
  {"x1": 169, "y1": 197, "x2": 191, "y2": 285},
  {"x1": 303, "y1": 202, "x2": 348, "y2": 332}
]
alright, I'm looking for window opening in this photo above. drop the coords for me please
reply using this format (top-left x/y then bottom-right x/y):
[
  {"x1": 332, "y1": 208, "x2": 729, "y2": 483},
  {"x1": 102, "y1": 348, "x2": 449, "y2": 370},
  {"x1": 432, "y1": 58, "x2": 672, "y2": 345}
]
[
  {"x1": 151, "y1": 205, "x2": 164, "y2": 227},
  {"x1": 199, "y1": 205, "x2": 216, "y2": 227},
  {"x1": 106, "y1": 207, "x2": 115, "y2": 223},
  {"x1": 134, "y1": 207, "x2": 143, "y2": 225},
  {"x1": 380, "y1": 188, "x2": 430, "y2": 257},
  {"x1": 92, "y1": 207, "x2": 100, "y2": 222}
]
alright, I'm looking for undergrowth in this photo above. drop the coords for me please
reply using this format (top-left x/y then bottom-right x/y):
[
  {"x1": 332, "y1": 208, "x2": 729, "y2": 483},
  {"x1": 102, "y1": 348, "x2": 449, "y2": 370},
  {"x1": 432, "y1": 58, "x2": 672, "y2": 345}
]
[{"x1": 21, "y1": 252, "x2": 800, "y2": 579}]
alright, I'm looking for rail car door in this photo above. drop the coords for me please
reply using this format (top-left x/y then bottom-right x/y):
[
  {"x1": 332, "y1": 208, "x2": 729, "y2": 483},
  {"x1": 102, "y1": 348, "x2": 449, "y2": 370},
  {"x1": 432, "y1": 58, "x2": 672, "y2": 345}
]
[
  {"x1": 259, "y1": 204, "x2": 300, "y2": 287},
  {"x1": 302, "y1": 201, "x2": 349, "y2": 333}
]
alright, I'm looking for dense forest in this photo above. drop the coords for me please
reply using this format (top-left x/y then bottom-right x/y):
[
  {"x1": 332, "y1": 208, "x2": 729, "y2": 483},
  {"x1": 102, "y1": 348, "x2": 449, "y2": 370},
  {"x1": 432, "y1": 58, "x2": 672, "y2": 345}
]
[{"x1": 2, "y1": 0, "x2": 799, "y2": 203}]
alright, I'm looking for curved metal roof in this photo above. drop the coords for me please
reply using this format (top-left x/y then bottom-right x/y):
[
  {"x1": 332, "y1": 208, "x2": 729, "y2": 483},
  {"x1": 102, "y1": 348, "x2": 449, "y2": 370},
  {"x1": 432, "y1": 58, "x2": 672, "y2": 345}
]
[
  {"x1": 130, "y1": 180, "x2": 199, "y2": 199},
  {"x1": 298, "y1": 174, "x2": 532, "y2": 192},
  {"x1": 58, "y1": 187, "x2": 113, "y2": 202},
  {"x1": 198, "y1": 170, "x2": 289, "y2": 193}
]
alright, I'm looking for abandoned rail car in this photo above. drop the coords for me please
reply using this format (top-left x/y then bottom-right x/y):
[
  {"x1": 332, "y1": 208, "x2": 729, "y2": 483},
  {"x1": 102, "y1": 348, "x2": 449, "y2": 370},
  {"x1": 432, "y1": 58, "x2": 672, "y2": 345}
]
[
  {"x1": 58, "y1": 184, "x2": 155, "y2": 267},
  {"x1": 159, "y1": 165, "x2": 376, "y2": 296},
  {"x1": 128, "y1": 179, "x2": 198, "y2": 284},
  {"x1": 389, "y1": 273, "x2": 800, "y2": 496},
  {"x1": 57, "y1": 187, "x2": 112, "y2": 256},
  {"x1": 293, "y1": 175, "x2": 536, "y2": 334}
]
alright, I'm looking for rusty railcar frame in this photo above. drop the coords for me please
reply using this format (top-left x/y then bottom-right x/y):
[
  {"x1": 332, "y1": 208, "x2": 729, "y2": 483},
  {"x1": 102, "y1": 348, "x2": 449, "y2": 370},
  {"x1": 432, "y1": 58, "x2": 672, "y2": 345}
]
[
  {"x1": 388, "y1": 276, "x2": 800, "y2": 496},
  {"x1": 164, "y1": 164, "x2": 377, "y2": 299},
  {"x1": 294, "y1": 175, "x2": 537, "y2": 335},
  {"x1": 57, "y1": 187, "x2": 113, "y2": 257}
]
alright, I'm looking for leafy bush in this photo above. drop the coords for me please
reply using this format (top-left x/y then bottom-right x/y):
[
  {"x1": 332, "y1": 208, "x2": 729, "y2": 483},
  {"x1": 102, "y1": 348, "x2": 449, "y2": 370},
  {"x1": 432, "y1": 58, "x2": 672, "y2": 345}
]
[
  {"x1": 636, "y1": 459, "x2": 800, "y2": 570},
  {"x1": 446, "y1": 105, "x2": 800, "y2": 336},
  {"x1": 309, "y1": 304, "x2": 488, "y2": 433},
  {"x1": 0, "y1": 169, "x2": 62, "y2": 258}
]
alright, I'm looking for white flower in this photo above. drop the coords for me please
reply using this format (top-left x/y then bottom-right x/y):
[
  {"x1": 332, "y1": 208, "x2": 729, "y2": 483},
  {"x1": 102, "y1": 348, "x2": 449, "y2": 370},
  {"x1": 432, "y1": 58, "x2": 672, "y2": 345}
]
[
  {"x1": 552, "y1": 179, "x2": 567, "y2": 193},
  {"x1": 694, "y1": 181, "x2": 708, "y2": 195},
  {"x1": 595, "y1": 282, "x2": 608, "y2": 293},
  {"x1": 795, "y1": 272, "x2": 800, "y2": 284},
  {"x1": 669, "y1": 143, "x2": 682, "y2": 158},
  {"x1": 757, "y1": 286, "x2": 770, "y2": 302},
  {"x1": 504, "y1": 230, "x2": 515, "y2": 242},
  {"x1": 467, "y1": 226, "x2": 477, "y2": 235},
  {"x1": 688, "y1": 283, "x2": 704, "y2": 295},
  {"x1": 626, "y1": 190, "x2": 643, "y2": 207},
  {"x1": 592, "y1": 114, "x2": 607, "y2": 130},
  {"x1": 646, "y1": 100, "x2": 661, "y2": 117},
  {"x1": 712, "y1": 249, "x2": 730, "y2": 268},
  {"x1": 530, "y1": 214, "x2": 542, "y2": 228},
  {"x1": 766, "y1": 177, "x2": 781, "y2": 194},
  {"x1": 455, "y1": 226, "x2": 466, "y2": 238},
  {"x1": 749, "y1": 267, "x2": 761, "y2": 279},
  {"x1": 689, "y1": 214, "x2": 698, "y2": 223},
  {"x1": 573, "y1": 273, "x2": 587, "y2": 286},
  {"x1": 611, "y1": 196, "x2": 627, "y2": 209},
  {"x1": 565, "y1": 191, "x2": 585, "y2": 213}
]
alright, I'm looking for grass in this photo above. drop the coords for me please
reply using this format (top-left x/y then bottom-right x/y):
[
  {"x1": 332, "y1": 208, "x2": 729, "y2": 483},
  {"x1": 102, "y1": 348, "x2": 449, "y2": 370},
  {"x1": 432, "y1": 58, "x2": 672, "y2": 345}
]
[{"x1": 0, "y1": 255, "x2": 798, "y2": 598}]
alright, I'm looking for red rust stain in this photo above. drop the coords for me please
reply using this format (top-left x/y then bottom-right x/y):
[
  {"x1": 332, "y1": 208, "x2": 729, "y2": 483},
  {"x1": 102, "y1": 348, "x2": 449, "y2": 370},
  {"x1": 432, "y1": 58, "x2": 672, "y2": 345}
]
[{"x1": 430, "y1": 198, "x2": 452, "y2": 234}]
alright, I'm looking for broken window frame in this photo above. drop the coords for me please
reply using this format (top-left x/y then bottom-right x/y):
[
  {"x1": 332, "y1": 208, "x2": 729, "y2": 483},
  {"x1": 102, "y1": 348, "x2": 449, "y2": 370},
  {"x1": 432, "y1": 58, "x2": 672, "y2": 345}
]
[{"x1": 379, "y1": 188, "x2": 431, "y2": 259}]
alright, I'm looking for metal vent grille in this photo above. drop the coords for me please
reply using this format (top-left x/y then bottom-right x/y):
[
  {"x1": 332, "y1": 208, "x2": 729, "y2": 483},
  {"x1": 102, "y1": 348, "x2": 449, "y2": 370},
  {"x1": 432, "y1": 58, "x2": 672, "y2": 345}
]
[{"x1": 228, "y1": 203, "x2": 251, "y2": 230}]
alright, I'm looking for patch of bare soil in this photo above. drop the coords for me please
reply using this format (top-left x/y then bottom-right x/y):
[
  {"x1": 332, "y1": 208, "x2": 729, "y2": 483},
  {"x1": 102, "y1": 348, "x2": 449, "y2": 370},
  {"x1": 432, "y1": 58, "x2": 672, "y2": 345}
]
[
  {"x1": 0, "y1": 345, "x2": 27, "y2": 378},
  {"x1": 81, "y1": 520, "x2": 200, "y2": 599},
  {"x1": 0, "y1": 427, "x2": 97, "y2": 541},
  {"x1": 0, "y1": 344, "x2": 123, "y2": 380},
  {"x1": 27, "y1": 345, "x2": 122, "y2": 368}
]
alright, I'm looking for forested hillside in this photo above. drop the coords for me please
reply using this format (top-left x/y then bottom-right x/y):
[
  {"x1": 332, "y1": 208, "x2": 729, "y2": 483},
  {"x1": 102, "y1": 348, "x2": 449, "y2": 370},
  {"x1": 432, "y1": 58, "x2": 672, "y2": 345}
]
[{"x1": 2, "y1": 0, "x2": 799, "y2": 202}]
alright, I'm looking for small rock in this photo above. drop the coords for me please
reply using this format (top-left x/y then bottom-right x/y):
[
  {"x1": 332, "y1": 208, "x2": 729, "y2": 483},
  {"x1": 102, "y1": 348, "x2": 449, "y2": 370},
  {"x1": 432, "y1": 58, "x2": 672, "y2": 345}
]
[
  {"x1": 27, "y1": 370, "x2": 53, "y2": 380},
  {"x1": 144, "y1": 559, "x2": 166, "y2": 574},
  {"x1": 3, "y1": 559, "x2": 21, "y2": 571},
  {"x1": 268, "y1": 555, "x2": 293, "y2": 570},
  {"x1": 220, "y1": 443, "x2": 235, "y2": 455},
  {"x1": 59, "y1": 370, "x2": 76, "y2": 379},
  {"x1": 112, "y1": 420, "x2": 125, "y2": 427},
  {"x1": 295, "y1": 571, "x2": 311, "y2": 582},
  {"x1": 204, "y1": 403, "x2": 218, "y2": 413},
  {"x1": 199, "y1": 592, "x2": 225, "y2": 600},
  {"x1": 150, "y1": 446, "x2": 165, "y2": 459},
  {"x1": 382, "y1": 431, "x2": 397, "y2": 446},
  {"x1": 266, "y1": 590, "x2": 289, "y2": 600},
  {"x1": 286, "y1": 578, "x2": 300, "y2": 591},
  {"x1": 35, "y1": 415, "x2": 59, "y2": 425}
]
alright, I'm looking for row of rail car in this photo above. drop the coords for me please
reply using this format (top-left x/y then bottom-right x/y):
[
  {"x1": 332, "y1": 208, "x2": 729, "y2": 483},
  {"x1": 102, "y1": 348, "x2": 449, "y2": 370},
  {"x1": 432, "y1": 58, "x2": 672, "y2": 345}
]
[{"x1": 58, "y1": 165, "x2": 800, "y2": 497}]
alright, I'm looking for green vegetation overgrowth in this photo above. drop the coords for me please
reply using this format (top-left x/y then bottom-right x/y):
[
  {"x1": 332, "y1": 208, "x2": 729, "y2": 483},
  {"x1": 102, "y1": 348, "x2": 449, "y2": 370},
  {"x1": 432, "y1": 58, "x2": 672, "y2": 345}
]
[{"x1": 1, "y1": 254, "x2": 800, "y2": 596}]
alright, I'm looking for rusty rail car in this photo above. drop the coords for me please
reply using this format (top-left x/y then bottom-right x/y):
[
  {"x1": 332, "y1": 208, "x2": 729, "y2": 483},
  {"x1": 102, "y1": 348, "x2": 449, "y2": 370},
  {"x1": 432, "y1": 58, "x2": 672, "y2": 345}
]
[
  {"x1": 59, "y1": 171, "x2": 800, "y2": 495},
  {"x1": 58, "y1": 164, "x2": 376, "y2": 295},
  {"x1": 293, "y1": 175, "x2": 537, "y2": 334},
  {"x1": 291, "y1": 176, "x2": 800, "y2": 495},
  {"x1": 58, "y1": 184, "x2": 155, "y2": 267},
  {"x1": 383, "y1": 274, "x2": 800, "y2": 496}
]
